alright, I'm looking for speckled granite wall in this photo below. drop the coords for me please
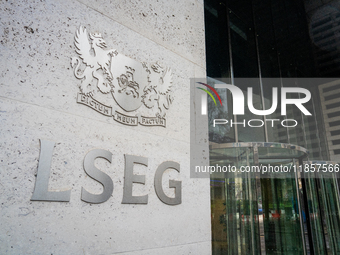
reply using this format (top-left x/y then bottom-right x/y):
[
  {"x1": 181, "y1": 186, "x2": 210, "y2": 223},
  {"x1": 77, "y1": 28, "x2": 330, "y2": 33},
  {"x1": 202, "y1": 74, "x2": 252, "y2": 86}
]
[{"x1": 0, "y1": 0, "x2": 210, "y2": 254}]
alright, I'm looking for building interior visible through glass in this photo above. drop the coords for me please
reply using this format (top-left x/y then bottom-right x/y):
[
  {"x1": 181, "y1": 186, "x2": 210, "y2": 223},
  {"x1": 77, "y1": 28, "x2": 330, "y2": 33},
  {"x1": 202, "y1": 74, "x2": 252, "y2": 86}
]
[{"x1": 204, "y1": 0, "x2": 340, "y2": 254}]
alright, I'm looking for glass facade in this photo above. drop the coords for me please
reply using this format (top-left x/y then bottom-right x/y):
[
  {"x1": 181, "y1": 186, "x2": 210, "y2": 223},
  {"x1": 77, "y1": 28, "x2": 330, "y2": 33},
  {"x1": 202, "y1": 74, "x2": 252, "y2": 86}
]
[{"x1": 204, "y1": 0, "x2": 340, "y2": 254}]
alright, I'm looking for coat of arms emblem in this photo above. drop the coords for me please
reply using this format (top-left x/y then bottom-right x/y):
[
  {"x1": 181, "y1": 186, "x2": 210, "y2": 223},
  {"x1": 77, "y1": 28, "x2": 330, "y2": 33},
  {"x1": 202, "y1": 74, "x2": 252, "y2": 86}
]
[{"x1": 71, "y1": 26, "x2": 173, "y2": 127}]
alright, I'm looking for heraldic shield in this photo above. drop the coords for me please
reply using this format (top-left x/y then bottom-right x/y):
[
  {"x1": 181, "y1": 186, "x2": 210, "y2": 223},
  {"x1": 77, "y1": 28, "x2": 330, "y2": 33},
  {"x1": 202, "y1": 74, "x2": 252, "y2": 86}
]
[{"x1": 110, "y1": 54, "x2": 148, "y2": 112}]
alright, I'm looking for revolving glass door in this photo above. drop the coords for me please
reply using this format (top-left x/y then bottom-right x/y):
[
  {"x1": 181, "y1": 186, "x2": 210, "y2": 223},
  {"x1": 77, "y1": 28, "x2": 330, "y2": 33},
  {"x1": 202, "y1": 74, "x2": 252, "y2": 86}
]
[{"x1": 210, "y1": 142, "x2": 308, "y2": 255}]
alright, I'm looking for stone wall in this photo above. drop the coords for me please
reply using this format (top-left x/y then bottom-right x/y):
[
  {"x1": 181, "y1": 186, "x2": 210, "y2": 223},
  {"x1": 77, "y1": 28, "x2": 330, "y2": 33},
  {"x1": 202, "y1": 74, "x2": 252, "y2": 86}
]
[{"x1": 0, "y1": 0, "x2": 210, "y2": 254}]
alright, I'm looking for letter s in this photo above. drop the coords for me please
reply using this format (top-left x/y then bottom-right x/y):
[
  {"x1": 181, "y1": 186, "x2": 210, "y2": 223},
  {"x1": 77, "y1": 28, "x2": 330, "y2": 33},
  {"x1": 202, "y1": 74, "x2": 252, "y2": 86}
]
[{"x1": 81, "y1": 149, "x2": 113, "y2": 204}]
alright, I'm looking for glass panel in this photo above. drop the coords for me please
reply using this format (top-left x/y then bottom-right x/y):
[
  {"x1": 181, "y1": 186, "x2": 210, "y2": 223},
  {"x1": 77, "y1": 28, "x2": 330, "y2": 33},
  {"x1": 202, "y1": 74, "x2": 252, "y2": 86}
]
[
  {"x1": 262, "y1": 79, "x2": 288, "y2": 144},
  {"x1": 284, "y1": 80, "x2": 306, "y2": 148},
  {"x1": 207, "y1": 77, "x2": 235, "y2": 143},
  {"x1": 303, "y1": 163, "x2": 340, "y2": 254},
  {"x1": 304, "y1": 171, "x2": 327, "y2": 255},
  {"x1": 211, "y1": 147, "x2": 260, "y2": 254},
  {"x1": 228, "y1": 2, "x2": 258, "y2": 79},
  {"x1": 318, "y1": 171, "x2": 340, "y2": 254},
  {"x1": 204, "y1": 0, "x2": 230, "y2": 78},
  {"x1": 260, "y1": 160, "x2": 304, "y2": 254},
  {"x1": 258, "y1": 145, "x2": 306, "y2": 160},
  {"x1": 235, "y1": 78, "x2": 265, "y2": 142}
]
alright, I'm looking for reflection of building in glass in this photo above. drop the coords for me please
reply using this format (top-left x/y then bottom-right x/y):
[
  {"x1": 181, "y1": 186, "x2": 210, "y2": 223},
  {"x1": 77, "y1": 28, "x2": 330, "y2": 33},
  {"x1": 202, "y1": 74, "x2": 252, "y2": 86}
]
[
  {"x1": 306, "y1": 0, "x2": 340, "y2": 77},
  {"x1": 204, "y1": 0, "x2": 340, "y2": 254},
  {"x1": 319, "y1": 81, "x2": 340, "y2": 161}
]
